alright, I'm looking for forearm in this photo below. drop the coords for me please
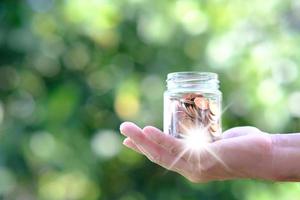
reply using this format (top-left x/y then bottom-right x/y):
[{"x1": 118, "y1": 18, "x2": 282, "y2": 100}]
[{"x1": 271, "y1": 133, "x2": 300, "y2": 181}]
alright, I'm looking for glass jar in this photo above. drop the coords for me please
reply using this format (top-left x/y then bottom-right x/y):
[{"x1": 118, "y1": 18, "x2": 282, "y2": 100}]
[{"x1": 164, "y1": 72, "x2": 222, "y2": 143}]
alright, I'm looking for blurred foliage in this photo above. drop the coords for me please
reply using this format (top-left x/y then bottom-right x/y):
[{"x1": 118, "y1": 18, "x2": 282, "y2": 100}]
[{"x1": 0, "y1": 0, "x2": 300, "y2": 199}]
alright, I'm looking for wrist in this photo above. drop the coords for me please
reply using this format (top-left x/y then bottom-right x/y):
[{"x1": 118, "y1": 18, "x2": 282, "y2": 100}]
[
  {"x1": 270, "y1": 133, "x2": 300, "y2": 181},
  {"x1": 255, "y1": 133, "x2": 276, "y2": 181},
  {"x1": 270, "y1": 134, "x2": 280, "y2": 181},
  {"x1": 233, "y1": 132, "x2": 275, "y2": 181}
]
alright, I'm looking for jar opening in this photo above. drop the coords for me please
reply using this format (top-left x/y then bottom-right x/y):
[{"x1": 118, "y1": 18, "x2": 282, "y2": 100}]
[
  {"x1": 167, "y1": 72, "x2": 218, "y2": 82},
  {"x1": 166, "y1": 71, "x2": 219, "y2": 91}
]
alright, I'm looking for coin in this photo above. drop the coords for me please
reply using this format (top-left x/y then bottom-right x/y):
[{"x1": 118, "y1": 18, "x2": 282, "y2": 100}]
[
  {"x1": 208, "y1": 113, "x2": 218, "y2": 122},
  {"x1": 209, "y1": 100, "x2": 219, "y2": 116},
  {"x1": 180, "y1": 100, "x2": 195, "y2": 109},
  {"x1": 179, "y1": 117, "x2": 194, "y2": 135},
  {"x1": 209, "y1": 123, "x2": 220, "y2": 136},
  {"x1": 170, "y1": 92, "x2": 220, "y2": 142},
  {"x1": 180, "y1": 103, "x2": 195, "y2": 118},
  {"x1": 210, "y1": 123, "x2": 218, "y2": 131},
  {"x1": 194, "y1": 96, "x2": 209, "y2": 110},
  {"x1": 183, "y1": 93, "x2": 193, "y2": 101}
]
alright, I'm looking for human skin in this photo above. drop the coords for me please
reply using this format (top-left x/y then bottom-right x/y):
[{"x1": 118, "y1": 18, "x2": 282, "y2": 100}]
[{"x1": 120, "y1": 122, "x2": 300, "y2": 183}]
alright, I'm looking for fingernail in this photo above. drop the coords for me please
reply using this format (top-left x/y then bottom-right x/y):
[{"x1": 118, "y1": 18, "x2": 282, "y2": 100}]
[
  {"x1": 120, "y1": 122, "x2": 130, "y2": 136},
  {"x1": 120, "y1": 122, "x2": 126, "y2": 133}
]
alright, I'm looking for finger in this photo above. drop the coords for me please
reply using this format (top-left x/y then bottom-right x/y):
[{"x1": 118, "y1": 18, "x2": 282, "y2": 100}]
[
  {"x1": 123, "y1": 138, "x2": 142, "y2": 154},
  {"x1": 222, "y1": 126, "x2": 261, "y2": 139},
  {"x1": 143, "y1": 126, "x2": 185, "y2": 155},
  {"x1": 120, "y1": 122, "x2": 141, "y2": 137},
  {"x1": 120, "y1": 122, "x2": 188, "y2": 172},
  {"x1": 142, "y1": 126, "x2": 203, "y2": 166}
]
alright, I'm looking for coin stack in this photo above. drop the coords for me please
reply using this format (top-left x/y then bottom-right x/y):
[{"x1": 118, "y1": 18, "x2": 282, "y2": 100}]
[{"x1": 169, "y1": 93, "x2": 221, "y2": 142}]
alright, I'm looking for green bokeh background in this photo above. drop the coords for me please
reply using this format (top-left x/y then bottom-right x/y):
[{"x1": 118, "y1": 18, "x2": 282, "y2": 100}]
[{"x1": 1, "y1": 0, "x2": 300, "y2": 199}]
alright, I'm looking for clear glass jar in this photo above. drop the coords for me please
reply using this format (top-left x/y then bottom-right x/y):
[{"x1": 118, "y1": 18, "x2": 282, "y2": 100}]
[{"x1": 164, "y1": 72, "x2": 222, "y2": 143}]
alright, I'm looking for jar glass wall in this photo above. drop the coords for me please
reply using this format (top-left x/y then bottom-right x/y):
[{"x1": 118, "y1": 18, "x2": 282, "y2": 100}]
[{"x1": 164, "y1": 72, "x2": 222, "y2": 143}]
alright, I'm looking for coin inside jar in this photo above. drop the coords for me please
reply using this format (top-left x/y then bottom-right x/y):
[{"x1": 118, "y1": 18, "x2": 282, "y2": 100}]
[
  {"x1": 168, "y1": 93, "x2": 221, "y2": 140},
  {"x1": 164, "y1": 72, "x2": 222, "y2": 142},
  {"x1": 194, "y1": 96, "x2": 209, "y2": 110},
  {"x1": 209, "y1": 100, "x2": 219, "y2": 116}
]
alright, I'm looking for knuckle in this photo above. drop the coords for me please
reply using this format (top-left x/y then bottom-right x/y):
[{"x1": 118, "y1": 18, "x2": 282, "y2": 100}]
[
  {"x1": 134, "y1": 133, "x2": 146, "y2": 143},
  {"x1": 169, "y1": 146, "x2": 180, "y2": 155},
  {"x1": 144, "y1": 127, "x2": 164, "y2": 143},
  {"x1": 143, "y1": 126, "x2": 152, "y2": 130},
  {"x1": 155, "y1": 133, "x2": 164, "y2": 144}
]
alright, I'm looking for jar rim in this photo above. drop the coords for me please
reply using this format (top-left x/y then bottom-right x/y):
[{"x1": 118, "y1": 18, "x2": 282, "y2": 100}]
[{"x1": 167, "y1": 71, "x2": 218, "y2": 82}]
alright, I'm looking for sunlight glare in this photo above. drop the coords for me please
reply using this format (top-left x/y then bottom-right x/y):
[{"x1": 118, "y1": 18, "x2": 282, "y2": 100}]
[
  {"x1": 164, "y1": 103, "x2": 233, "y2": 172},
  {"x1": 181, "y1": 128, "x2": 211, "y2": 150}
]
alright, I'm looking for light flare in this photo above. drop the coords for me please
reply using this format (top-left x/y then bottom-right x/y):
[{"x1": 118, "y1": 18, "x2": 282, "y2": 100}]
[
  {"x1": 165, "y1": 104, "x2": 233, "y2": 173},
  {"x1": 181, "y1": 128, "x2": 212, "y2": 150}
]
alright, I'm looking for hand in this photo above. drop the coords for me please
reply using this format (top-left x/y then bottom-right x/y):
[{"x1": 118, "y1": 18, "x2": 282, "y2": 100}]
[{"x1": 120, "y1": 122, "x2": 274, "y2": 183}]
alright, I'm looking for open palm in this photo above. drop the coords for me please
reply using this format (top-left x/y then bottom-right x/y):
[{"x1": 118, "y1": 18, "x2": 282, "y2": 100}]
[{"x1": 120, "y1": 122, "x2": 273, "y2": 182}]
